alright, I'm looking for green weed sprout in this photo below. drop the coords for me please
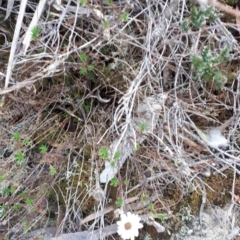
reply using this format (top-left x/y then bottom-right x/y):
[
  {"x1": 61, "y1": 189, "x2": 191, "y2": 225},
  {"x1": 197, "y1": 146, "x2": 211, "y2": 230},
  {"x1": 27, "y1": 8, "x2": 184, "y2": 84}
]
[
  {"x1": 22, "y1": 138, "x2": 31, "y2": 146},
  {"x1": 113, "y1": 151, "x2": 121, "y2": 159},
  {"x1": 12, "y1": 132, "x2": 20, "y2": 141},
  {"x1": 121, "y1": 12, "x2": 128, "y2": 22},
  {"x1": 103, "y1": 20, "x2": 109, "y2": 29},
  {"x1": 79, "y1": 52, "x2": 87, "y2": 62},
  {"x1": 15, "y1": 150, "x2": 25, "y2": 164},
  {"x1": 79, "y1": 0, "x2": 87, "y2": 6},
  {"x1": 140, "y1": 123, "x2": 147, "y2": 132},
  {"x1": 115, "y1": 198, "x2": 123, "y2": 207},
  {"x1": 31, "y1": 26, "x2": 40, "y2": 40},
  {"x1": 39, "y1": 144, "x2": 48, "y2": 154},
  {"x1": 110, "y1": 177, "x2": 118, "y2": 187},
  {"x1": 49, "y1": 165, "x2": 57, "y2": 176},
  {"x1": 99, "y1": 146, "x2": 109, "y2": 160},
  {"x1": 156, "y1": 214, "x2": 166, "y2": 221},
  {"x1": 25, "y1": 197, "x2": 34, "y2": 205},
  {"x1": 141, "y1": 194, "x2": 149, "y2": 202}
]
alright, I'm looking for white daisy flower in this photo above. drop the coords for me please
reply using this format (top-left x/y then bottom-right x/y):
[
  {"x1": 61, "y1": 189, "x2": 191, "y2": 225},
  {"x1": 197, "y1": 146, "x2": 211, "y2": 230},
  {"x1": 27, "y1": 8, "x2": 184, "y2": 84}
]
[{"x1": 117, "y1": 212, "x2": 143, "y2": 240}]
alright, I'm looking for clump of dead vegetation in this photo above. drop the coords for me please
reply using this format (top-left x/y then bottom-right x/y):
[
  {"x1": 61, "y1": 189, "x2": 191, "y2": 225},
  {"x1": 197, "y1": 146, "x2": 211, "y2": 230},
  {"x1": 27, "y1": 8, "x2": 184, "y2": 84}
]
[{"x1": 1, "y1": 0, "x2": 240, "y2": 239}]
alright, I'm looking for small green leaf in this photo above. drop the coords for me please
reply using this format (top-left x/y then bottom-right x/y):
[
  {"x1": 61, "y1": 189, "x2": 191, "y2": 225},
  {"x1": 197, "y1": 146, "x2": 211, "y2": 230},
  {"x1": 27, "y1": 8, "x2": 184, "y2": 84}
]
[
  {"x1": 15, "y1": 150, "x2": 25, "y2": 163},
  {"x1": 25, "y1": 198, "x2": 34, "y2": 205},
  {"x1": 181, "y1": 20, "x2": 189, "y2": 31},
  {"x1": 80, "y1": 67, "x2": 87, "y2": 75},
  {"x1": 156, "y1": 213, "x2": 165, "y2": 221},
  {"x1": 134, "y1": 144, "x2": 140, "y2": 152},
  {"x1": 88, "y1": 64, "x2": 94, "y2": 72},
  {"x1": 12, "y1": 132, "x2": 20, "y2": 141},
  {"x1": 82, "y1": 102, "x2": 91, "y2": 112},
  {"x1": 19, "y1": 191, "x2": 27, "y2": 198},
  {"x1": 3, "y1": 187, "x2": 14, "y2": 196},
  {"x1": 79, "y1": 52, "x2": 87, "y2": 62},
  {"x1": 31, "y1": 26, "x2": 40, "y2": 40},
  {"x1": 39, "y1": 145, "x2": 48, "y2": 154},
  {"x1": 49, "y1": 165, "x2": 57, "y2": 176},
  {"x1": 110, "y1": 161, "x2": 115, "y2": 167},
  {"x1": 103, "y1": 20, "x2": 109, "y2": 29},
  {"x1": 110, "y1": 177, "x2": 118, "y2": 187},
  {"x1": 113, "y1": 151, "x2": 121, "y2": 159},
  {"x1": 79, "y1": 0, "x2": 86, "y2": 6},
  {"x1": 12, "y1": 204, "x2": 20, "y2": 211},
  {"x1": 98, "y1": 146, "x2": 109, "y2": 160},
  {"x1": 141, "y1": 194, "x2": 149, "y2": 202},
  {"x1": 23, "y1": 139, "x2": 31, "y2": 146},
  {"x1": 121, "y1": 12, "x2": 128, "y2": 22},
  {"x1": 115, "y1": 198, "x2": 123, "y2": 207},
  {"x1": 140, "y1": 123, "x2": 147, "y2": 132}
]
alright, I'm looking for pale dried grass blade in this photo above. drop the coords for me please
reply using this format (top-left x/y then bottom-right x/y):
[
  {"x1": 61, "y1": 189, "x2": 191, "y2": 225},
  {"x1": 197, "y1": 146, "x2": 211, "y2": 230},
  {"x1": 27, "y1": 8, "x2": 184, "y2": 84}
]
[
  {"x1": 236, "y1": 5, "x2": 240, "y2": 32},
  {"x1": 22, "y1": 0, "x2": 48, "y2": 55},
  {"x1": 5, "y1": 0, "x2": 14, "y2": 20},
  {"x1": 2, "y1": 0, "x2": 27, "y2": 107}
]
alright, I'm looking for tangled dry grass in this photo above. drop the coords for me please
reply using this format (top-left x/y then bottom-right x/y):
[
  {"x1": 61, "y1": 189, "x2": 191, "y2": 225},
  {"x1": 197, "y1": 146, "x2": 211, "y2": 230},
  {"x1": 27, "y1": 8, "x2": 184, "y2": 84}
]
[{"x1": 1, "y1": 0, "x2": 240, "y2": 239}]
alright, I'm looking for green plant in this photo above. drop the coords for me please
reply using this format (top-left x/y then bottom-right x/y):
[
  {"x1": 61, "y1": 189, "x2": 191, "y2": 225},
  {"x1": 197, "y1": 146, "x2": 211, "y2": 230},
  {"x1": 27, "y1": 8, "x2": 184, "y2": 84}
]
[
  {"x1": 88, "y1": 64, "x2": 94, "y2": 72},
  {"x1": 115, "y1": 198, "x2": 123, "y2": 207},
  {"x1": 134, "y1": 144, "x2": 140, "y2": 152},
  {"x1": 25, "y1": 197, "x2": 34, "y2": 205},
  {"x1": 191, "y1": 46, "x2": 230, "y2": 88},
  {"x1": 78, "y1": 52, "x2": 95, "y2": 76},
  {"x1": 141, "y1": 194, "x2": 149, "y2": 202},
  {"x1": 98, "y1": 146, "x2": 109, "y2": 160},
  {"x1": 147, "y1": 203, "x2": 157, "y2": 214},
  {"x1": 31, "y1": 26, "x2": 40, "y2": 40},
  {"x1": 79, "y1": 0, "x2": 86, "y2": 6},
  {"x1": 80, "y1": 67, "x2": 87, "y2": 75},
  {"x1": 140, "y1": 123, "x2": 147, "y2": 132},
  {"x1": 79, "y1": 52, "x2": 87, "y2": 62},
  {"x1": 121, "y1": 12, "x2": 128, "y2": 22},
  {"x1": 3, "y1": 187, "x2": 14, "y2": 196},
  {"x1": 39, "y1": 144, "x2": 48, "y2": 154},
  {"x1": 155, "y1": 213, "x2": 165, "y2": 221},
  {"x1": 190, "y1": 6, "x2": 217, "y2": 29},
  {"x1": 14, "y1": 150, "x2": 25, "y2": 164},
  {"x1": 49, "y1": 165, "x2": 57, "y2": 176},
  {"x1": 23, "y1": 218, "x2": 29, "y2": 232},
  {"x1": 110, "y1": 161, "x2": 115, "y2": 167},
  {"x1": 103, "y1": 20, "x2": 109, "y2": 29},
  {"x1": 12, "y1": 132, "x2": 20, "y2": 141},
  {"x1": 19, "y1": 191, "x2": 27, "y2": 198},
  {"x1": 22, "y1": 138, "x2": 31, "y2": 146},
  {"x1": 82, "y1": 101, "x2": 91, "y2": 113},
  {"x1": 110, "y1": 177, "x2": 118, "y2": 187},
  {"x1": 0, "y1": 173, "x2": 4, "y2": 182},
  {"x1": 181, "y1": 20, "x2": 189, "y2": 31},
  {"x1": 113, "y1": 151, "x2": 121, "y2": 159},
  {"x1": 12, "y1": 204, "x2": 20, "y2": 211}
]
